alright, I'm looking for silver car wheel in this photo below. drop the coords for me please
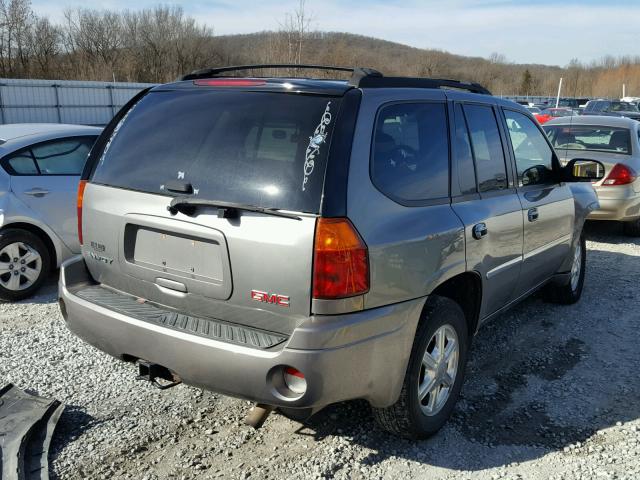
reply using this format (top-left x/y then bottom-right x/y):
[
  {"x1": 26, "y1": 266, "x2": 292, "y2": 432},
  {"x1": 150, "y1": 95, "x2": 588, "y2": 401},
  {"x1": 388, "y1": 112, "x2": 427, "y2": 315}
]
[
  {"x1": 418, "y1": 324, "x2": 459, "y2": 416},
  {"x1": 570, "y1": 241, "x2": 582, "y2": 292},
  {"x1": 0, "y1": 242, "x2": 42, "y2": 291}
]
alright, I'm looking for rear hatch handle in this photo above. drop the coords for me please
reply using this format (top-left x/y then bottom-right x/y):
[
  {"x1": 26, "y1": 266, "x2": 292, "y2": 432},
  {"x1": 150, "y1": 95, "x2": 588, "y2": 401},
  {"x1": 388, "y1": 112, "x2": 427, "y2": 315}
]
[{"x1": 167, "y1": 197, "x2": 302, "y2": 221}]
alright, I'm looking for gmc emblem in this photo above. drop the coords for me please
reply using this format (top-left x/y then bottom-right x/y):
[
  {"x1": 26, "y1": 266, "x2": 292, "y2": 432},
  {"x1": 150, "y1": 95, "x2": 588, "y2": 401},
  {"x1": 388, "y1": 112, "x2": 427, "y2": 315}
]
[{"x1": 251, "y1": 290, "x2": 290, "y2": 307}]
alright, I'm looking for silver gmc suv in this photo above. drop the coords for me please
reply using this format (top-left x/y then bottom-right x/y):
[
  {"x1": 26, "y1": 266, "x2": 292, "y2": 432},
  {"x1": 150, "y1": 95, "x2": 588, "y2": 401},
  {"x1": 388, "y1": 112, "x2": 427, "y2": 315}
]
[{"x1": 59, "y1": 65, "x2": 604, "y2": 439}]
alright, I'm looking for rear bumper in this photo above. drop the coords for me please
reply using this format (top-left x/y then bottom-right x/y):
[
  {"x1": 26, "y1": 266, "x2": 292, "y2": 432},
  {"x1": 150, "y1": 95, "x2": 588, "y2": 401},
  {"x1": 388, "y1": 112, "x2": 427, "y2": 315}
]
[
  {"x1": 59, "y1": 256, "x2": 425, "y2": 409},
  {"x1": 589, "y1": 187, "x2": 640, "y2": 221}
]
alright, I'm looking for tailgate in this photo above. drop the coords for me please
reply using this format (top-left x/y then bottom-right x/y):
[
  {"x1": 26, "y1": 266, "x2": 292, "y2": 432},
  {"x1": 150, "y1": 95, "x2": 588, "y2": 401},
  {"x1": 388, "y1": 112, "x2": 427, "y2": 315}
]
[{"x1": 81, "y1": 183, "x2": 316, "y2": 335}]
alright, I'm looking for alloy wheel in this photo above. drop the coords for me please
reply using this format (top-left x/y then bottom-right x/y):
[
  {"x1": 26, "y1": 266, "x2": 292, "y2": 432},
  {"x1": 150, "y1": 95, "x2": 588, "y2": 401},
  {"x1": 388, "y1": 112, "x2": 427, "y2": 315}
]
[
  {"x1": 570, "y1": 241, "x2": 582, "y2": 292},
  {"x1": 0, "y1": 242, "x2": 42, "y2": 291},
  {"x1": 418, "y1": 324, "x2": 459, "y2": 416}
]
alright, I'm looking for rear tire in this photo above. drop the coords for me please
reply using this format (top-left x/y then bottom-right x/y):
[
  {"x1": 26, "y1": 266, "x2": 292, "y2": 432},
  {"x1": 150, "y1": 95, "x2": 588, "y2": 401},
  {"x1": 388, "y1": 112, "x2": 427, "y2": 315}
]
[
  {"x1": 623, "y1": 218, "x2": 640, "y2": 237},
  {"x1": 372, "y1": 296, "x2": 468, "y2": 439},
  {"x1": 0, "y1": 229, "x2": 50, "y2": 302},
  {"x1": 544, "y1": 233, "x2": 586, "y2": 305}
]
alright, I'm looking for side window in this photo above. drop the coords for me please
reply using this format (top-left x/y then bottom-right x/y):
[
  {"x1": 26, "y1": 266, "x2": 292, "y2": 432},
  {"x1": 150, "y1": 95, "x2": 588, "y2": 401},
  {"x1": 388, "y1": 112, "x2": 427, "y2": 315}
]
[
  {"x1": 5, "y1": 150, "x2": 38, "y2": 175},
  {"x1": 30, "y1": 137, "x2": 96, "y2": 175},
  {"x1": 462, "y1": 104, "x2": 508, "y2": 192},
  {"x1": 371, "y1": 102, "x2": 449, "y2": 202},
  {"x1": 503, "y1": 110, "x2": 555, "y2": 186},
  {"x1": 453, "y1": 104, "x2": 477, "y2": 195}
]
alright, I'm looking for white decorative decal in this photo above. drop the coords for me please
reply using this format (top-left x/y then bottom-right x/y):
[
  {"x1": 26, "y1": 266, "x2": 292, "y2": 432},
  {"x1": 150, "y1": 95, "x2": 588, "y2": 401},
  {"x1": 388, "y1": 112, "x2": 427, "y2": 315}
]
[
  {"x1": 302, "y1": 101, "x2": 332, "y2": 191},
  {"x1": 178, "y1": 171, "x2": 185, "y2": 179}
]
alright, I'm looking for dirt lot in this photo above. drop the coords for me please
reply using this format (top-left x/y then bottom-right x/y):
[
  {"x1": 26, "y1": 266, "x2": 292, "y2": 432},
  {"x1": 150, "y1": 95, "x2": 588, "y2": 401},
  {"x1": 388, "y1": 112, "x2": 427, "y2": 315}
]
[{"x1": 1, "y1": 222, "x2": 639, "y2": 480}]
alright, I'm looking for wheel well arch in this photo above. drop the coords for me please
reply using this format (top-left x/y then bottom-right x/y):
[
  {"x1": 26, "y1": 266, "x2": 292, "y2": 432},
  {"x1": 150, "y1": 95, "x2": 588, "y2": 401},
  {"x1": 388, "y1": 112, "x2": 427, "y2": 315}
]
[
  {"x1": 0, "y1": 222, "x2": 57, "y2": 270},
  {"x1": 429, "y1": 272, "x2": 482, "y2": 337}
]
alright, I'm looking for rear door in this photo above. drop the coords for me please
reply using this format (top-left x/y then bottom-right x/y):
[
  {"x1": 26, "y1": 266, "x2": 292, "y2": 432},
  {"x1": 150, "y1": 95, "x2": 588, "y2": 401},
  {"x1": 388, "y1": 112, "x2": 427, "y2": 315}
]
[
  {"x1": 448, "y1": 98, "x2": 524, "y2": 319},
  {"x1": 83, "y1": 88, "x2": 345, "y2": 335},
  {"x1": 5, "y1": 136, "x2": 97, "y2": 253},
  {"x1": 501, "y1": 108, "x2": 575, "y2": 296}
]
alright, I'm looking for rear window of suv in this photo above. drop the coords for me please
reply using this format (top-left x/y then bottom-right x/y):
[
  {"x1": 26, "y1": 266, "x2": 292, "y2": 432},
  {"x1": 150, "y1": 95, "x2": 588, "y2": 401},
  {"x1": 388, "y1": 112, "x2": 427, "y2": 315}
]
[
  {"x1": 545, "y1": 125, "x2": 632, "y2": 154},
  {"x1": 92, "y1": 89, "x2": 342, "y2": 213}
]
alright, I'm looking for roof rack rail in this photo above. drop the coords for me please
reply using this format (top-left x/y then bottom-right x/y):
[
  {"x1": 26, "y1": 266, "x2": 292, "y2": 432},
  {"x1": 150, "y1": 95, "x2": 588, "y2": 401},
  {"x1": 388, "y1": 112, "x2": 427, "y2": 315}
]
[
  {"x1": 180, "y1": 64, "x2": 491, "y2": 95},
  {"x1": 356, "y1": 76, "x2": 492, "y2": 95},
  {"x1": 181, "y1": 64, "x2": 383, "y2": 86}
]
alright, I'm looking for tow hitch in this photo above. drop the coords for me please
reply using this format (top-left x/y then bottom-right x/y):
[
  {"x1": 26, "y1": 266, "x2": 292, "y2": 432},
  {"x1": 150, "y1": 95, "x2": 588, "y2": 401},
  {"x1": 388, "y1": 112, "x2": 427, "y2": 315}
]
[{"x1": 136, "y1": 361, "x2": 182, "y2": 390}]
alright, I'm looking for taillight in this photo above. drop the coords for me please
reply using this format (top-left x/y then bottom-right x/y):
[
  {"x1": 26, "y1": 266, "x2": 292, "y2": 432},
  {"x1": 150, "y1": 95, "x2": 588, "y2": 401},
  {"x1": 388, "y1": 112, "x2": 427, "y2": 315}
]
[
  {"x1": 193, "y1": 79, "x2": 266, "y2": 87},
  {"x1": 602, "y1": 163, "x2": 637, "y2": 186},
  {"x1": 312, "y1": 218, "x2": 369, "y2": 299},
  {"x1": 77, "y1": 180, "x2": 87, "y2": 245}
]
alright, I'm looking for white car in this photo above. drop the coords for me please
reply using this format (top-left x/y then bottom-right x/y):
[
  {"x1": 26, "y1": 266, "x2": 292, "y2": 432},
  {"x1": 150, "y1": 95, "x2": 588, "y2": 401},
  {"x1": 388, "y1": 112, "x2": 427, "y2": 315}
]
[{"x1": 0, "y1": 124, "x2": 101, "y2": 300}]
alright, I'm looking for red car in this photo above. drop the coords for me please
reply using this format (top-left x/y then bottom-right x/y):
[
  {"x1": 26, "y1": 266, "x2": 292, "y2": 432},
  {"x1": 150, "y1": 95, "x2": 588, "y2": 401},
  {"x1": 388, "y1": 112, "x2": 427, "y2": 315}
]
[{"x1": 534, "y1": 107, "x2": 575, "y2": 124}]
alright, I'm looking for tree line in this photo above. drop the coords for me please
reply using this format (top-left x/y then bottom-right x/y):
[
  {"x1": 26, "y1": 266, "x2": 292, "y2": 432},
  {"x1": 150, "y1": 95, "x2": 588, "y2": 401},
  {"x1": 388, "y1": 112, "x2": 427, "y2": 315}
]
[{"x1": 1, "y1": 0, "x2": 638, "y2": 98}]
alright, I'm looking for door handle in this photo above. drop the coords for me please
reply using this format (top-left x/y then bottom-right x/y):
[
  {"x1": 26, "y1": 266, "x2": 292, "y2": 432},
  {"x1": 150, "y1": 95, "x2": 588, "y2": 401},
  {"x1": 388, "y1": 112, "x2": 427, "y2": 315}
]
[
  {"x1": 23, "y1": 188, "x2": 50, "y2": 197},
  {"x1": 472, "y1": 223, "x2": 488, "y2": 240},
  {"x1": 528, "y1": 208, "x2": 539, "y2": 222}
]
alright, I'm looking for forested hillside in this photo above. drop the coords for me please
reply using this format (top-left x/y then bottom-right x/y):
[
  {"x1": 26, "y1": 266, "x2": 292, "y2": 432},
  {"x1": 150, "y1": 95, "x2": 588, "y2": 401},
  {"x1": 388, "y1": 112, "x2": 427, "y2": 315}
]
[{"x1": 1, "y1": 0, "x2": 638, "y2": 97}]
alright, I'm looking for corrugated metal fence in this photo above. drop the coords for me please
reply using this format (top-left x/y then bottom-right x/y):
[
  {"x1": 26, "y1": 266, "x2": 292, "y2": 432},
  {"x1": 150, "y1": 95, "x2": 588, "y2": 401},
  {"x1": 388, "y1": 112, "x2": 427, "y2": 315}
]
[{"x1": 0, "y1": 78, "x2": 155, "y2": 126}]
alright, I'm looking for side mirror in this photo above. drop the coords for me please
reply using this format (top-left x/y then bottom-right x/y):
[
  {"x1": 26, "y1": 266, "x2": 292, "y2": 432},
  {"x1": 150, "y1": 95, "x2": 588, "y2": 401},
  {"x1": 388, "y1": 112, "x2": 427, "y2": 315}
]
[{"x1": 562, "y1": 158, "x2": 606, "y2": 182}]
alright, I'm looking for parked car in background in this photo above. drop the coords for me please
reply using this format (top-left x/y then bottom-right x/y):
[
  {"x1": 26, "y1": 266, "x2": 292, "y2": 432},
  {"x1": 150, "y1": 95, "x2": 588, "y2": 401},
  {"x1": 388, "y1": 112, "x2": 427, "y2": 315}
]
[
  {"x1": 60, "y1": 66, "x2": 603, "y2": 440},
  {"x1": 525, "y1": 106, "x2": 542, "y2": 115},
  {"x1": 621, "y1": 97, "x2": 640, "y2": 109},
  {"x1": 544, "y1": 115, "x2": 640, "y2": 235},
  {"x1": 583, "y1": 100, "x2": 640, "y2": 120},
  {"x1": 0, "y1": 124, "x2": 101, "y2": 300},
  {"x1": 535, "y1": 107, "x2": 575, "y2": 124}
]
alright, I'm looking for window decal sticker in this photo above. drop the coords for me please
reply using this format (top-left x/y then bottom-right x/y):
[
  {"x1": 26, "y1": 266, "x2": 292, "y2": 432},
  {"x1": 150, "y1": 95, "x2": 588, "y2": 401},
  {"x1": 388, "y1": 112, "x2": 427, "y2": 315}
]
[{"x1": 302, "y1": 101, "x2": 332, "y2": 191}]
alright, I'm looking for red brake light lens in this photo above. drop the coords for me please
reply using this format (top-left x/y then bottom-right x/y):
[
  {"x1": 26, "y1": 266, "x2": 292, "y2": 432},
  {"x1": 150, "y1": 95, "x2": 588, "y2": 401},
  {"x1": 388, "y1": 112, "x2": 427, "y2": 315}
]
[
  {"x1": 193, "y1": 79, "x2": 266, "y2": 87},
  {"x1": 602, "y1": 163, "x2": 637, "y2": 186},
  {"x1": 312, "y1": 218, "x2": 369, "y2": 299},
  {"x1": 77, "y1": 180, "x2": 87, "y2": 245}
]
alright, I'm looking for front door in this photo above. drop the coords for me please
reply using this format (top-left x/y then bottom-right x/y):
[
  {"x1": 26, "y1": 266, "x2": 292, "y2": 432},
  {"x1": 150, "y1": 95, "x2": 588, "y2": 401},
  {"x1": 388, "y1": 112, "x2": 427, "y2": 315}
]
[{"x1": 501, "y1": 109, "x2": 575, "y2": 297}]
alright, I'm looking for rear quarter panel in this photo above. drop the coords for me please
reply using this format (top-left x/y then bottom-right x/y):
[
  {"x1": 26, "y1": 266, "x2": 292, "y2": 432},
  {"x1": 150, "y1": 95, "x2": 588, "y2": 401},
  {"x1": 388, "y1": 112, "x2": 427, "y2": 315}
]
[{"x1": 346, "y1": 89, "x2": 466, "y2": 310}]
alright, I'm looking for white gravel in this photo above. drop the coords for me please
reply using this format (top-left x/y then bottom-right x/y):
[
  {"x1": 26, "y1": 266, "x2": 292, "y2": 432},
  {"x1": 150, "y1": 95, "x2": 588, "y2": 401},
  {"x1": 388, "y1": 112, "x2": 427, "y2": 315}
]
[{"x1": 1, "y1": 221, "x2": 639, "y2": 480}]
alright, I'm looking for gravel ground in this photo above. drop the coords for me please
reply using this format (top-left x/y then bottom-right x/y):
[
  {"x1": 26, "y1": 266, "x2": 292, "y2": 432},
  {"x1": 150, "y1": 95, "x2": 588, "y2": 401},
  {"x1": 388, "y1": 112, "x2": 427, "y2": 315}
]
[{"x1": 1, "y1": 221, "x2": 639, "y2": 480}]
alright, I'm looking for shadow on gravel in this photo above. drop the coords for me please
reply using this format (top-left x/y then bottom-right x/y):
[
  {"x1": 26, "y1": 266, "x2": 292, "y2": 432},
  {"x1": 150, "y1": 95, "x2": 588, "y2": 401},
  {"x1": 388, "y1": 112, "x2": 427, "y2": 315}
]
[
  {"x1": 291, "y1": 229, "x2": 640, "y2": 471},
  {"x1": 48, "y1": 405, "x2": 105, "y2": 480}
]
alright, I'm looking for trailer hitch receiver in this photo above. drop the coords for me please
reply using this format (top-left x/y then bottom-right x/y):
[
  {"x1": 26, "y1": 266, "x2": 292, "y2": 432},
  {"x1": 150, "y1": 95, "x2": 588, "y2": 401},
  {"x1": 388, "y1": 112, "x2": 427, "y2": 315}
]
[{"x1": 136, "y1": 360, "x2": 182, "y2": 390}]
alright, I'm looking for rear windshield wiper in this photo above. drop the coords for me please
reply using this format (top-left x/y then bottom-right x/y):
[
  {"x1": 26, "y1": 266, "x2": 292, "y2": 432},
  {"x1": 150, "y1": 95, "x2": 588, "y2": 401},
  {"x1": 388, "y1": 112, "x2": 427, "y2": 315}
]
[{"x1": 167, "y1": 197, "x2": 302, "y2": 221}]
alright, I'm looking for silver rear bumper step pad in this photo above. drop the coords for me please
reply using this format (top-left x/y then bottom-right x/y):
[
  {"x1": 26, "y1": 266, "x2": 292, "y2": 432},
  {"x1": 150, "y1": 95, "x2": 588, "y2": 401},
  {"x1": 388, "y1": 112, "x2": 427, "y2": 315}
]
[
  {"x1": 0, "y1": 384, "x2": 65, "y2": 480},
  {"x1": 75, "y1": 286, "x2": 288, "y2": 350}
]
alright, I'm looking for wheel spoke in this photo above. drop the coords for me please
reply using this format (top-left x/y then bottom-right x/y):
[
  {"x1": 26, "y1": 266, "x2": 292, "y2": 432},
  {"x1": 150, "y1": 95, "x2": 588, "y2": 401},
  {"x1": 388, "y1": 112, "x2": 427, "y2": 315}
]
[
  {"x1": 7, "y1": 273, "x2": 20, "y2": 290},
  {"x1": 422, "y1": 351, "x2": 438, "y2": 370},
  {"x1": 0, "y1": 262, "x2": 11, "y2": 274},
  {"x1": 20, "y1": 249, "x2": 40, "y2": 266},
  {"x1": 418, "y1": 375, "x2": 437, "y2": 401},
  {"x1": 443, "y1": 338, "x2": 457, "y2": 362},
  {"x1": 427, "y1": 384, "x2": 440, "y2": 412},
  {"x1": 3, "y1": 243, "x2": 20, "y2": 260},
  {"x1": 436, "y1": 328, "x2": 445, "y2": 359},
  {"x1": 442, "y1": 372, "x2": 454, "y2": 387},
  {"x1": 22, "y1": 267, "x2": 40, "y2": 283}
]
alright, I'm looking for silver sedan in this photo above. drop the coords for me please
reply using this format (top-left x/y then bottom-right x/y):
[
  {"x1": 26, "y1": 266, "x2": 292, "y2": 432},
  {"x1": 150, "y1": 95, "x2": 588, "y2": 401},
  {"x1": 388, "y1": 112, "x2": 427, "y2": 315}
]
[
  {"x1": 0, "y1": 123, "x2": 101, "y2": 300},
  {"x1": 544, "y1": 115, "x2": 640, "y2": 235}
]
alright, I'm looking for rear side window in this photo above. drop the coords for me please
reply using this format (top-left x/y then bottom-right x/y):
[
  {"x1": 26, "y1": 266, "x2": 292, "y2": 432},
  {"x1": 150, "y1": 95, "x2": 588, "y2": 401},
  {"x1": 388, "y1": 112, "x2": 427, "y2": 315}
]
[
  {"x1": 371, "y1": 102, "x2": 449, "y2": 202},
  {"x1": 92, "y1": 90, "x2": 342, "y2": 214},
  {"x1": 3, "y1": 136, "x2": 96, "y2": 176},
  {"x1": 7, "y1": 153, "x2": 38, "y2": 174},
  {"x1": 31, "y1": 138, "x2": 95, "y2": 174},
  {"x1": 463, "y1": 104, "x2": 508, "y2": 192}
]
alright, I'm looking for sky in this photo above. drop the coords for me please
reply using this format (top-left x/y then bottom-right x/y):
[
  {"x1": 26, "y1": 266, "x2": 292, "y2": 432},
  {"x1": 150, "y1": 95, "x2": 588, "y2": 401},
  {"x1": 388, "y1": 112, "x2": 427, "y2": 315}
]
[{"x1": 30, "y1": 0, "x2": 640, "y2": 67}]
